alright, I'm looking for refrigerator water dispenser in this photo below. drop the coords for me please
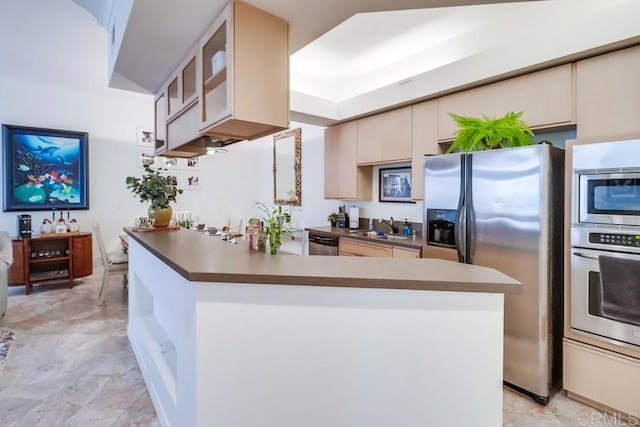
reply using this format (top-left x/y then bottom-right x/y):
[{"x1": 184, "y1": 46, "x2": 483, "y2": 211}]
[{"x1": 426, "y1": 209, "x2": 456, "y2": 248}]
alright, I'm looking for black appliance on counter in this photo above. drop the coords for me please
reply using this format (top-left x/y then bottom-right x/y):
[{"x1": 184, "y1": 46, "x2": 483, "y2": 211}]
[
  {"x1": 336, "y1": 212, "x2": 349, "y2": 228},
  {"x1": 336, "y1": 205, "x2": 349, "y2": 228},
  {"x1": 17, "y1": 214, "x2": 32, "y2": 238}
]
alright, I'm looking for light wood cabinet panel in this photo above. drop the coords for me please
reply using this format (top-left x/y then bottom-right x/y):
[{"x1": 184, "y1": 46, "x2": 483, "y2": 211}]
[
  {"x1": 493, "y1": 64, "x2": 575, "y2": 130},
  {"x1": 392, "y1": 246, "x2": 421, "y2": 258},
  {"x1": 154, "y1": 1, "x2": 289, "y2": 157},
  {"x1": 355, "y1": 118, "x2": 381, "y2": 165},
  {"x1": 411, "y1": 100, "x2": 438, "y2": 200},
  {"x1": 564, "y1": 339, "x2": 640, "y2": 417},
  {"x1": 339, "y1": 238, "x2": 392, "y2": 257},
  {"x1": 339, "y1": 238, "x2": 421, "y2": 258},
  {"x1": 357, "y1": 106, "x2": 412, "y2": 165},
  {"x1": 438, "y1": 84, "x2": 495, "y2": 141},
  {"x1": 324, "y1": 122, "x2": 371, "y2": 200},
  {"x1": 438, "y1": 64, "x2": 575, "y2": 140},
  {"x1": 199, "y1": 0, "x2": 289, "y2": 140},
  {"x1": 576, "y1": 45, "x2": 640, "y2": 141}
]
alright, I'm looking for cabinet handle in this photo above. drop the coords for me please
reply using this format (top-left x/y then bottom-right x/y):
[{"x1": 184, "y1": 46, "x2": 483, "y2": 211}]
[{"x1": 572, "y1": 252, "x2": 599, "y2": 260}]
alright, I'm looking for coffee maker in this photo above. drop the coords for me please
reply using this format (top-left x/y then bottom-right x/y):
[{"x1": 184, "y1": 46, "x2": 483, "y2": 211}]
[{"x1": 17, "y1": 214, "x2": 32, "y2": 239}]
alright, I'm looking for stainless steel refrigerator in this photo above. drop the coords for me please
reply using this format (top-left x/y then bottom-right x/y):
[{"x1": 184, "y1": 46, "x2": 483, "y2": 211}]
[{"x1": 422, "y1": 144, "x2": 564, "y2": 404}]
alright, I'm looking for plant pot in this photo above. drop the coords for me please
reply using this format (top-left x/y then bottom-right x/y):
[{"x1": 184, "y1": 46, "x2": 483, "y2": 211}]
[
  {"x1": 148, "y1": 206, "x2": 172, "y2": 227},
  {"x1": 330, "y1": 221, "x2": 337, "y2": 228}
]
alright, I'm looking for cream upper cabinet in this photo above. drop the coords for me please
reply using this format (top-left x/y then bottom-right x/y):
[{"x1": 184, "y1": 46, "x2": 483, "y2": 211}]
[
  {"x1": 576, "y1": 45, "x2": 640, "y2": 141},
  {"x1": 438, "y1": 64, "x2": 575, "y2": 140},
  {"x1": 411, "y1": 100, "x2": 438, "y2": 200},
  {"x1": 324, "y1": 122, "x2": 372, "y2": 200},
  {"x1": 356, "y1": 106, "x2": 412, "y2": 165},
  {"x1": 198, "y1": 0, "x2": 289, "y2": 141}
]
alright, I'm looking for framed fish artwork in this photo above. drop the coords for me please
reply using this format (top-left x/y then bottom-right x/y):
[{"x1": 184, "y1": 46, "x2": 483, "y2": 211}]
[{"x1": 2, "y1": 124, "x2": 89, "y2": 211}]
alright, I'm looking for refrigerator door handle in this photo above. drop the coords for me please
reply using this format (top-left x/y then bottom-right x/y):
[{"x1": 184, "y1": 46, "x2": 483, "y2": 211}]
[{"x1": 455, "y1": 204, "x2": 466, "y2": 263}]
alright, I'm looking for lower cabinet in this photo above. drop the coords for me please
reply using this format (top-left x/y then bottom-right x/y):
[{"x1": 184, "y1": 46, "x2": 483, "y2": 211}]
[
  {"x1": 564, "y1": 338, "x2": 640, "y2": 418},
  {"x1": 338, "y1": 237, "x2": 420, "y2": 258},
  {"x1": 9, "y1": 232, "x2": 93, "y2": 295}
]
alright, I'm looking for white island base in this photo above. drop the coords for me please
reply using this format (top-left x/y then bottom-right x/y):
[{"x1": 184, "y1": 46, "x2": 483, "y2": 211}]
[{"x1": 127, "y1": 239, "x2": 506, "y2": 427}]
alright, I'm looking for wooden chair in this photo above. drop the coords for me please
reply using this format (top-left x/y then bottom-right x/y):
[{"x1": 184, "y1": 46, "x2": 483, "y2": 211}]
[{"x1": 93, "y1": 224, "x2": 128, "y2": 305}]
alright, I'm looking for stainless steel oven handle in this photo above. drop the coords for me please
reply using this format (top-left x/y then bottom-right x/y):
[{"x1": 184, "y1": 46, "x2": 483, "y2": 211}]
[{"x1": 572, "y1": 251, "x2": 599, "y2": 260}]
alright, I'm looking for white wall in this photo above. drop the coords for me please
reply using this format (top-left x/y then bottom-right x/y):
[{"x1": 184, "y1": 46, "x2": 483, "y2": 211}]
[
  {"x1": 180, "y1": 122, "x2": 337, "y2": 233},
  {"x1": 0, "y1": 0, "x2": 153, "y2": 258}
]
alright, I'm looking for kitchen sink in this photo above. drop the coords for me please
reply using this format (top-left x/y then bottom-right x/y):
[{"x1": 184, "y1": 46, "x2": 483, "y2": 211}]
[{"x1": 349, "y1": 231, "x2": 408, "y2": 240}]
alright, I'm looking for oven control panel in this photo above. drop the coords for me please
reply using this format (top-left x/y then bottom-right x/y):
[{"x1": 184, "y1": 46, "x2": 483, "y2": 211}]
[{"x1": 589, "y1": 232, "x2": 640, "y2": 247}]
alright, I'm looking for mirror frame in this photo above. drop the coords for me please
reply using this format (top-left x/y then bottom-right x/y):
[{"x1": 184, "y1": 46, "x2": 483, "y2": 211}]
[{"x1": 273, "y1": 127, "x2": 302, "y2": 206}]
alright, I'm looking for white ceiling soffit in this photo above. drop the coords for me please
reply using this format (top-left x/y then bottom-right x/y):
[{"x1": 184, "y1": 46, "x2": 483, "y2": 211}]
[
  {"x1": 75, "y1": 0, "x2": 534, "y2": 96},
  {"x1": 291, "y1": 0, "x2": 640, "y2": 124},
  {"x1": 73, "y1": 0, "x2": 640, "y2": 124}
]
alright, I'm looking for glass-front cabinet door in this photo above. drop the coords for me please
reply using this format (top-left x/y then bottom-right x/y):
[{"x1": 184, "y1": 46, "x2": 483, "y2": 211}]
[
  {"x1": 199, "y1": 2, "x2": 232, "y2": 131},
  {"x1": 167, "y1": 77, "x2": 179, "y2": 118},
  {"x1": 182, "y1": 56, "x2": 197, "y2": 104}
]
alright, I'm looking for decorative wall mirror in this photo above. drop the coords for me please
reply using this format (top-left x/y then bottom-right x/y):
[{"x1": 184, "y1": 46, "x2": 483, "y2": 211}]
[{"x1": 273, "y1": 128, "x2": 302, "y2": 206}]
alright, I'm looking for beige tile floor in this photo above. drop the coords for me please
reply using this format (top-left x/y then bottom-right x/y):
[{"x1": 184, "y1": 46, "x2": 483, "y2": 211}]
[{"x1": 0, "y1": 273, "x2": 606, "y2": 426}]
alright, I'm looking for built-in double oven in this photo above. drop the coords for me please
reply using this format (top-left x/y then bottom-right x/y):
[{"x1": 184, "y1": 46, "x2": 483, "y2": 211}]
[{"x1": 570, "y1": 140, "x2": 640, "y2": 350}]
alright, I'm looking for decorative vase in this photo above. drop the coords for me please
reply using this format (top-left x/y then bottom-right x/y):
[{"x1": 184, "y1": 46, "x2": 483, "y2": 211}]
[
  {"x1": 148, "y1": 206, "x2": 172, "y2": 227},
  {"x1": 268, "y1": 235, "x2": 280, "y2": 255}
]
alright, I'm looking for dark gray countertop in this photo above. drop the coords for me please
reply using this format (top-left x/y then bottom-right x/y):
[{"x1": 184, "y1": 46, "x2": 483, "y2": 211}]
[
  {"x1": 124, "y1": 227, "x2": 520, "y2": 294},
  {"x1": 305, "y1": 226, "x2": 423, "y2": 249}
]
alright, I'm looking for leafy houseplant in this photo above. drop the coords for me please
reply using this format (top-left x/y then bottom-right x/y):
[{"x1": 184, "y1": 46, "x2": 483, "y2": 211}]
[
  {"x1": 447, "y1": 111, "x2": 534, "y2": 153},
  {"x1": 327, "y1": 212, "x2": 338, "y2": 227},
  {"x1": 126, "y1": 164, "x2": 183, "y2": 227},
  {"x1": 254, "y1": 202, "x2": 291, "y2": 255}
]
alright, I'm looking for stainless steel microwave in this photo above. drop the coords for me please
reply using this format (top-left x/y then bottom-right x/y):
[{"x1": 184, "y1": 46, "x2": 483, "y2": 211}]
[{"x1": 576, "y1": 171, "x2": 640, "y2": 226}]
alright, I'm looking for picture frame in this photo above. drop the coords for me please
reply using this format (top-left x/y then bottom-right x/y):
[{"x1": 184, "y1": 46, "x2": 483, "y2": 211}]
[
  {"x1": 136, "y1": 148, "x2": 155, "y2": 169},
  {"x1": 2, "y1": 124, "x2": 89, "y2": 211},
  {"x1": 185, "y1": 156, "x2": 200, "y2": 171},
  {"x1": 379, "y1": 166, "x2": 413, "y2": 203},
  {"x1": 137, "y1": 127, "x2": 154, "y2": 147},
  {"x1": 182, "y1": 172, "x2": 201, "y2": 190}
]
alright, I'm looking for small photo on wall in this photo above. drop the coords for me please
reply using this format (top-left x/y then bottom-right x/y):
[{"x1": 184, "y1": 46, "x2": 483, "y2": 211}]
[
  {"x1": 183, "y1": 173, "x2": 200, "y2": 190},
  {"x1": 136, "y1": 127, "x2": 154, "y2": 147},
  {"x1": 185, "y1": 156, "x2": 200, "y2": 170},
  {"x1": 137, "y1": 149, "x2": 155, "y2": 169},
  {"x1": 162, "y1": 157, "x2": 178, "y2": 169},
  {"x1": 166, "y1": 174, "x2": 178, "y2": 186}
]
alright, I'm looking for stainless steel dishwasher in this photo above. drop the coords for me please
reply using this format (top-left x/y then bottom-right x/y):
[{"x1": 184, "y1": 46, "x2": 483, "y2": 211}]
[{"x1": 308, "y1": 233, "x2": 338, "y2": 256}]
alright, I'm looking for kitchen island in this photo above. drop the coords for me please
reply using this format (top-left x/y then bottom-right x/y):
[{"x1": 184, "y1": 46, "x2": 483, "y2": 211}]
[{"x1": 124, "y1": 227, "x2": 520, "y2": 427}]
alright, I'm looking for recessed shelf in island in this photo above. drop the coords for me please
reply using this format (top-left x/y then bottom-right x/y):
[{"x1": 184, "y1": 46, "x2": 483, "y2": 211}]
[{"x1": 131, "y1": 274, "x2": 177, "y2": 408}]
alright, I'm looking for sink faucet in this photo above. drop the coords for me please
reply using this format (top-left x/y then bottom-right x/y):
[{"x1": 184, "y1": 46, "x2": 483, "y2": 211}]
[{"x1": 379, "y1": 217, "x2": 397, "y2": 234}]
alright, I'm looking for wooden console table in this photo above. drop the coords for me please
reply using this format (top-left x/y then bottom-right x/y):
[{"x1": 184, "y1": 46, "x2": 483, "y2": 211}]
[{"x1": 8, "y1": 232, "x2": 93, "y2": 295}]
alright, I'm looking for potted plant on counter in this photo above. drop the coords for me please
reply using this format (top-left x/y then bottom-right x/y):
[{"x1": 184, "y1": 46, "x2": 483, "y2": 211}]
[
  {"x1": 447, "y1": 111, "x2": 534, "y2": 153},
  {"x1": 327, "y1": 212, "x2": 338, "y2": 228},
  {"x1": 254, "y1": 201, "x2": 291, "y2": 255},
  {"x1": 126, "y1": 164, "x2": 183, "y2": 227}
]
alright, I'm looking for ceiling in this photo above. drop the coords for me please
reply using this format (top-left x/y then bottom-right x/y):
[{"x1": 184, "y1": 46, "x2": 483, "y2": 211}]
[{"x1": 73, "y1": 0, "x2": 640, "y2": 125}]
